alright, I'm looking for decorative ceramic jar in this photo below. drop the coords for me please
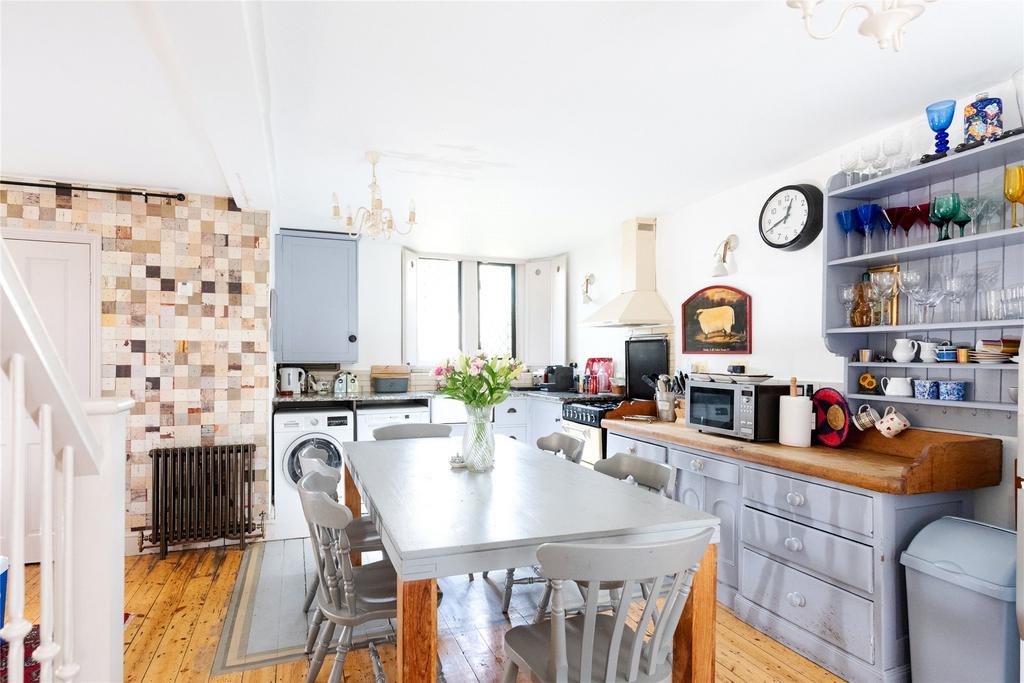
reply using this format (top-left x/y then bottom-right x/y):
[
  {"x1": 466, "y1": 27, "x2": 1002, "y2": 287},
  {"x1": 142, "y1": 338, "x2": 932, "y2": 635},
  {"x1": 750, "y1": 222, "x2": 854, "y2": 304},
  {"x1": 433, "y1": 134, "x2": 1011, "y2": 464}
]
[{"x1": 964, "y1": 93, "x2": 1003, "y2": 143}]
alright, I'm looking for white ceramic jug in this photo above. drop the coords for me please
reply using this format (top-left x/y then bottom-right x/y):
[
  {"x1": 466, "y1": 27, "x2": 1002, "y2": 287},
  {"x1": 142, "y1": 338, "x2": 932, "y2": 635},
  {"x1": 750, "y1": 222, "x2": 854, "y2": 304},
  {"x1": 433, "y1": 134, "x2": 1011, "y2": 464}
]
[
  {"x1": 918, "y1": 341, "x2": 939, "y2": 363},
  {"x1": 891, "y1": 338, "x2": 919, "y2": 363},
  {"x1": 881, "y1": 376, "x2": 914, "y2": 396}
]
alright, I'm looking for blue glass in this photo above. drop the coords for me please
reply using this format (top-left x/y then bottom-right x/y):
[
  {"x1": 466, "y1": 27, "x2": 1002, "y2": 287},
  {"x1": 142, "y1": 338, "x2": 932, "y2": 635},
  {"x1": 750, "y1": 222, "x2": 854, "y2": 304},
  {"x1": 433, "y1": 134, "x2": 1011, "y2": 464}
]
[
  {"x1": 836, "y1": 209, "x2": 860, "y2": 258},
  {"x1": 876, "y1": 206, "x2": 894, "y2": 250},
  {"x1": 856, "y1": 203, "x2": 877, "y2": 254},
  {"x1": 925, "y1": 99, "x2": 957, "y2": 154}
]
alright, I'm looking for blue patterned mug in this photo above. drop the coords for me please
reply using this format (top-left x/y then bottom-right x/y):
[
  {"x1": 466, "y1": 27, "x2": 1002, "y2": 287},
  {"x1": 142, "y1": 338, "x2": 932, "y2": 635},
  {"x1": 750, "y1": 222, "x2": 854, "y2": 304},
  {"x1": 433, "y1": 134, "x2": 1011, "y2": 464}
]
[
  {"x1": 938, "y1": 380, "x2": 967, "y2": 401},
  {"x1": 913, "y1": 379, "x2": 939, "y2": 400}
]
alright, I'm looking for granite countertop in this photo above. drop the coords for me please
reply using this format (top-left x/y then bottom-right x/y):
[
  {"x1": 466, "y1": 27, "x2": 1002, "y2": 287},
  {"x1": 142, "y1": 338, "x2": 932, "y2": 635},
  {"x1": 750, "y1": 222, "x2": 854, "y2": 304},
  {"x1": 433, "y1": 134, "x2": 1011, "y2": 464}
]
[
  {"x1": 273, "y1": 388, "x2": 619, "y2": 405},
  {"x1": 508, "y1": 389, "x2": 620, "y2": 403},
  {"x1": 602, "y1": 418, "x2": 1002, "y2": 495}
]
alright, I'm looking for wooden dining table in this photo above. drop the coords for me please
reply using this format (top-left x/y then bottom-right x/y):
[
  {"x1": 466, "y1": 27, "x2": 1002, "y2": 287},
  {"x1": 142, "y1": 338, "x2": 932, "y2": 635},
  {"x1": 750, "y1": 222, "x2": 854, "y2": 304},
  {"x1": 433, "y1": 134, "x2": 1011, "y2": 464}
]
[{"x1": 342, "y1": 435, "x2": 721, "y2": 683}]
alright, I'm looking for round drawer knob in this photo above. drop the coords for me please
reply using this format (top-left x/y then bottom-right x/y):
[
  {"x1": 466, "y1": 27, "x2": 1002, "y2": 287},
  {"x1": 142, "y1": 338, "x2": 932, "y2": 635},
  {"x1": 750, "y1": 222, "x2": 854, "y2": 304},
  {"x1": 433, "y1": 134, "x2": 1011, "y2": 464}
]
[
  {"x1": 785, "y1": 491, "x2": 806, "y2": 507},
  {"x1": 784, "y1": 537, "x2": 804, "y2": 552},
  {"x1": 786, "y1": 591, "x2": 806, "y2": 608},
  {"x1": 690, "y1": 459, "x2": 704, "y2": 471}
]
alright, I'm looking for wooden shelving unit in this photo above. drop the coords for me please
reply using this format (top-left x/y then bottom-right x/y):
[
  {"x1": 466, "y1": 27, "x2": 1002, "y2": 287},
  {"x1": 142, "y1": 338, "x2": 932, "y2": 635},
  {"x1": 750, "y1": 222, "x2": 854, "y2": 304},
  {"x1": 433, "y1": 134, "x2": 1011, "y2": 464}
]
[{"x1": 822, "y1": 135, "x2": 1023, "y2": 435}]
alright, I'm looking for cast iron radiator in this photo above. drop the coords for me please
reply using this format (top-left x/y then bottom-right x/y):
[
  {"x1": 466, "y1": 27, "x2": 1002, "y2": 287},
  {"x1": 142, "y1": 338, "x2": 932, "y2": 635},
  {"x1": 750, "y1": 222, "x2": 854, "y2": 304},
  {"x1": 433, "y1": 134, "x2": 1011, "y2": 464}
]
[{"x1": 143, "y1": 444, "x2": 261, "y2": 558}]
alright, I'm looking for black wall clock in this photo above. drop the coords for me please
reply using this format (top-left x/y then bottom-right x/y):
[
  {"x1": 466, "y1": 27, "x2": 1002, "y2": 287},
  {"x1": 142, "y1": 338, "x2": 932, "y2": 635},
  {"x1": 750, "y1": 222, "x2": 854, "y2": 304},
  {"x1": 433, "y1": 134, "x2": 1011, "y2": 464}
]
[{"x1": 758, "y1": 183, "x2": 824, "y2": 251}]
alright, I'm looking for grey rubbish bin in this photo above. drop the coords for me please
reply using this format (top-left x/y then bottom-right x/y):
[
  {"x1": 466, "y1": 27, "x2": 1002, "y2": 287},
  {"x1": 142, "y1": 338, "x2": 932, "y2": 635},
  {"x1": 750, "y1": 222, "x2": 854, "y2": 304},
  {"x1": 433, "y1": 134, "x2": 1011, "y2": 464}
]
[{"x1": 900, "y1": 516, "x2": 1018, "y2": 683}]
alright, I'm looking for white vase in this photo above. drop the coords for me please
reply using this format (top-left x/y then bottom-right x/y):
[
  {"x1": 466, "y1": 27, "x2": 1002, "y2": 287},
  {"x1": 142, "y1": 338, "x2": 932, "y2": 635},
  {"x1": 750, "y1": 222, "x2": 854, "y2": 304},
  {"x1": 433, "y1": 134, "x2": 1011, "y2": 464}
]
[
  {"x1": 891, "y1": 338, "x2": 919, "y2": 363},
  {"x1": 462, "y1": 405, "x2": 495, "y2": 472}
]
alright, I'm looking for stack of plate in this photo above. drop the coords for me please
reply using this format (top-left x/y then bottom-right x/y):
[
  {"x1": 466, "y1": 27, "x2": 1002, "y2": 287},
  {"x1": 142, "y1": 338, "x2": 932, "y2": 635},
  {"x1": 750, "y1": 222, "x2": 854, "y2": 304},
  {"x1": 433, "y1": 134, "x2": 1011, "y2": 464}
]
[{"x1": 969, "y1": 349, "x2": 1012, "y2": 364}]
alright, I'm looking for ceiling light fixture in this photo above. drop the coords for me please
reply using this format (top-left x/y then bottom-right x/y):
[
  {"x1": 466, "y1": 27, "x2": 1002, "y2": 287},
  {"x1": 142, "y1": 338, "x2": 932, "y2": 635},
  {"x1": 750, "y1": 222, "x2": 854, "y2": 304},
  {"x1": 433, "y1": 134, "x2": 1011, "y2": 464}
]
[
  {"x1": 331, "y1": 151, "x2": 416, "y2": 239},
  {"x1": 711, "y1": 235, "x2": 739, "y2": 278},
  {"x1": 786, "y1": 0, "x2": 937, "y2": 52}
]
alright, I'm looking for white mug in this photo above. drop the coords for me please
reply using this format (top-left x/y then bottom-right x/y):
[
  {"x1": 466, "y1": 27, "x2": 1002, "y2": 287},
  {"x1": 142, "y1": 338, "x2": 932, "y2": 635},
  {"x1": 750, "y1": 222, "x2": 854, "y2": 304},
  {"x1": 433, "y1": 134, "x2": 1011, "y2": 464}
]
[
  {"x1": 880, "y1": 376, "x2": 913, "y2": 397},
  {"x1": 876, "y1": 406, "x2": 911, "y2": 438},
  {"x1": 918, "y1": 341, "x2": 939, "y2": 363}
]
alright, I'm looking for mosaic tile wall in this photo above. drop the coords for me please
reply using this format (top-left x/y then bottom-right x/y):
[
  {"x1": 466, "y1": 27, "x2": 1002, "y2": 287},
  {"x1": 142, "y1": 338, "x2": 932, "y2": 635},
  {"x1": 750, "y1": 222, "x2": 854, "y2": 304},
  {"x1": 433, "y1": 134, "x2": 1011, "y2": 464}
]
[{"x1": 0, "y1": 184, "x2": 271, "y2": 536}]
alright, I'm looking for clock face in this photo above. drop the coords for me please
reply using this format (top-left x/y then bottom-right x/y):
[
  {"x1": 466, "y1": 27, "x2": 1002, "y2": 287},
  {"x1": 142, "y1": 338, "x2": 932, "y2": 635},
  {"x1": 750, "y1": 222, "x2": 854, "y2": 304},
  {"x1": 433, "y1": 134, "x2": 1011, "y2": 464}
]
[{"x1": 760, "y1": 188, "x2": 810, "y2": 247}]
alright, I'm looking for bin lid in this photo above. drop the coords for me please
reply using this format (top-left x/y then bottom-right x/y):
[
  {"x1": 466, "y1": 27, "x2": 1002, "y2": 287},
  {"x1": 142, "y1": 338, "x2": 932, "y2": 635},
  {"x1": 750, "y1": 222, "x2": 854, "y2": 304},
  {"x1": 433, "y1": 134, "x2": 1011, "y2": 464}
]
[{"x1": 900, "y1": 516, "x2": 1016, "y2": 602}]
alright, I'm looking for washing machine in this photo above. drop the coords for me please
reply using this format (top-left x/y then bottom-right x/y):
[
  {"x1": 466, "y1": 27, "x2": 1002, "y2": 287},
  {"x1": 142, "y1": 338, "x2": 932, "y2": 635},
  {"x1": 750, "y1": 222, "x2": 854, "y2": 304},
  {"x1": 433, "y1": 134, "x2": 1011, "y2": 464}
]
[{"x1": 270, "y1": 407, "x2": 354, "y2": 540}]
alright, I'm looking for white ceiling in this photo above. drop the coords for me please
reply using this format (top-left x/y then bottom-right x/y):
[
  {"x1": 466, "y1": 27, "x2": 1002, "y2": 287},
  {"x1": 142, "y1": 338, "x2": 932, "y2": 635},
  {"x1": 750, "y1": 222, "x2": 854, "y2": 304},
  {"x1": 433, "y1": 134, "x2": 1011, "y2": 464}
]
[{"x1": 2, "y1": 1, "x2": 1022, "y2": 257}]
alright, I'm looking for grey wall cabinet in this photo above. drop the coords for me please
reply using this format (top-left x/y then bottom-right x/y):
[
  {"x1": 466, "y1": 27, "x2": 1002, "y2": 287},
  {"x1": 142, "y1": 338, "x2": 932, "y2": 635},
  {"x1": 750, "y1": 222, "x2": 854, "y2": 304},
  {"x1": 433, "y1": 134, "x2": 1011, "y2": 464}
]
[{"x1": 274, "y1": 230, "x2": 358, "y2": 363}]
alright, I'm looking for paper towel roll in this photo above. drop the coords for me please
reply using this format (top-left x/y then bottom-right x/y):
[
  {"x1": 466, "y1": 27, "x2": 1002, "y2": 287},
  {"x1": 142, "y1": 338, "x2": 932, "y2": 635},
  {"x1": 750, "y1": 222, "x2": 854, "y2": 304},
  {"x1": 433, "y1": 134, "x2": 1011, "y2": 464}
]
[{"x1": 779, "y1": 395, "x2": 812, "y2": 447}]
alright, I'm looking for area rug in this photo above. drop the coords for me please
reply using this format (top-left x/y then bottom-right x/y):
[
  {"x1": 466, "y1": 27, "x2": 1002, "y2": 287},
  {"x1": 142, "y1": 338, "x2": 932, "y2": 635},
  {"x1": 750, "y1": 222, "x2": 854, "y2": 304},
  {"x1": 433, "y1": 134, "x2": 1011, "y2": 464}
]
[{"x1": 0, "y1": 613, "x2": 132, "y2": 683}]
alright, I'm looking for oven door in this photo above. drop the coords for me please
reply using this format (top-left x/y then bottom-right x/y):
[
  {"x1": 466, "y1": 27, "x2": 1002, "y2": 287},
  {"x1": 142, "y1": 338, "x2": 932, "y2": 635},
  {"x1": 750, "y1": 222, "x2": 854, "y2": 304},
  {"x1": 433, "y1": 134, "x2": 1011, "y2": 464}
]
[
  {"x1": 685, "y1": 384, "x2": 740, "y2": 437},
  {"x1": 561, "y1": 420, "x2": 604, "y2": 469}
]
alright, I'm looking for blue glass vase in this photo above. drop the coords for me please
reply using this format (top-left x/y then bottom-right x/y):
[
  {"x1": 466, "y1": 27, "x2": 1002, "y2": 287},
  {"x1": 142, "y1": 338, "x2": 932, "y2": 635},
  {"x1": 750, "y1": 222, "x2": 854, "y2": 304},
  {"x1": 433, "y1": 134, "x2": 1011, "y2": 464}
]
[{"x1": 925, "y1": 99, "x2": 957, "y2": 154}]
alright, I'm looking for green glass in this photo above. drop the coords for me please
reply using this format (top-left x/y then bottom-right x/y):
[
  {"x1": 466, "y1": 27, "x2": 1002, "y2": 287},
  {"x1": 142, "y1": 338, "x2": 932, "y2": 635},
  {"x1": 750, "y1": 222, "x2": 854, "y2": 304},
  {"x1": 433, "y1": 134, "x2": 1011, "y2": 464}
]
[
  {"x1": 952, "y1": 209, "x2": 972, "y2": 238},
  {"x1": 933, "y1": 193, "x2": 961, "y2": 241},
  {"x1": 928, "y1": 198, "x2": 945, "y2": 241}
]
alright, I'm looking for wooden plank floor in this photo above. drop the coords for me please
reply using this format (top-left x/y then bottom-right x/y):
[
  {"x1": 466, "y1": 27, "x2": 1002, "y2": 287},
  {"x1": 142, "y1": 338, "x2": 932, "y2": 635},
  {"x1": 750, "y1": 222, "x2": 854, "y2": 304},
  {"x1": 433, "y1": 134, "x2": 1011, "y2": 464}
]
[{"x1": 21, "y1": 548, "x2": 845, "y2": 682}]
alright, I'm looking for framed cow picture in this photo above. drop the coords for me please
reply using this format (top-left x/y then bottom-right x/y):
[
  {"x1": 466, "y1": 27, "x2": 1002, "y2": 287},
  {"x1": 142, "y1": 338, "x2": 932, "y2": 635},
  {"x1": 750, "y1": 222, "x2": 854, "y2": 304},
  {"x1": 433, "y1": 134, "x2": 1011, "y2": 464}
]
[{"x1": 682, "y1": 286, "x2": 752, "y2": 354}]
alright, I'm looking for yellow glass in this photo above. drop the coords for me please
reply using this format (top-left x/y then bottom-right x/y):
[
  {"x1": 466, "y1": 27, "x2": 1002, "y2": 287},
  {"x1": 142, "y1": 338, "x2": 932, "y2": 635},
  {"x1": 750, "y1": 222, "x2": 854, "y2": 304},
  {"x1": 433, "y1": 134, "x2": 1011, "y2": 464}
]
[{"x1": 1005, "y1": 166, "x2": 1024, "y2": 228}]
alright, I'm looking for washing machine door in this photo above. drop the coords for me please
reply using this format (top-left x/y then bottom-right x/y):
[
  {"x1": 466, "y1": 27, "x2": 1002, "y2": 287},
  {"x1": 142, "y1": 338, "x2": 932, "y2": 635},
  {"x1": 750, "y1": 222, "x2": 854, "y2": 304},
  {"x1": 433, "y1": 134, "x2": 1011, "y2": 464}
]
[{"x1": 284, "y1": 434, "x2": 342, "y2": 486}]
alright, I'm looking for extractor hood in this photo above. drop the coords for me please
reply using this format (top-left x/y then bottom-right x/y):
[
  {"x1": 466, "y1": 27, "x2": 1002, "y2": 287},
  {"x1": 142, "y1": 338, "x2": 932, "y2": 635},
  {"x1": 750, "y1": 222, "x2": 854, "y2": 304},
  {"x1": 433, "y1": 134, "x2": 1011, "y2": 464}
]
[{"x1": 583, "y1": 218, "x2": 673, "y2": 327}]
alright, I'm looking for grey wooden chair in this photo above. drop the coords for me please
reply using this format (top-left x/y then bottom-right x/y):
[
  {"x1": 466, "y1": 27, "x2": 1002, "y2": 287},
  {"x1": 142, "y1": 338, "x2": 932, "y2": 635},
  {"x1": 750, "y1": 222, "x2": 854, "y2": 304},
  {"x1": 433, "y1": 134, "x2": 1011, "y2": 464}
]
[
  {"x1": 594, "y1": 452, "x2": 673, "y2": 496},
  {"x1": 298, "y1": 453, "x2": 386, "y2": 614},
  {"x1": 502, "y1": 529, "x2": 715, "y2": 683},
  {"x1": 501, "y1": 432, "x2": 586, "y2": 614},
  {"x1": 372, "y1": 423, "x2": 452, "y2": 440},
  {"x1": 298, "y1": 472, "x2": 399, "y2": 683},
  {"x1": 536, "y1": 432, "x2": 586, "y2": 464},
  {"x1": 534, "y1": 452, "x2": 675, "y2": 622}
]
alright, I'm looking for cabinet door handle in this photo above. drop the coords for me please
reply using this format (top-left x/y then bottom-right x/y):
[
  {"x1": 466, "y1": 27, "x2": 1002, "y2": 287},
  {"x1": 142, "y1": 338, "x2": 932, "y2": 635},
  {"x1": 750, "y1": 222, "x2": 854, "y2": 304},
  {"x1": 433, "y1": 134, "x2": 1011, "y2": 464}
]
[
  {"x1": 786, "y1": 591, "x2": 806, "y2": 608},
  {"x1": 784, "y1": 537, "x2": 804, "y2": 552},
  {"x1": 348, "y1": 334, "x2": 358, "y2": 343},
  {"x1": 507, "y1": 407, "x2": 517, "y2": 414},
  {"x1": 628, "y1": 446, "x2": 637, "y2": 455},
  {"x1": 690, "y1": 459, "x2": 704, "y2": 472},
  {"x1": 785, "y1": 491, "x2": 806, "y2": 507}
]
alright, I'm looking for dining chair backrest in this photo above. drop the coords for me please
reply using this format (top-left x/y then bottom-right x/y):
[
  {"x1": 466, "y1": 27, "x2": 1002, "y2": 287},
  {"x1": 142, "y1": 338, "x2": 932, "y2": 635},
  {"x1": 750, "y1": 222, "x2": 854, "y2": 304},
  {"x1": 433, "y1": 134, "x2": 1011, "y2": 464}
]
[
  {"x1": 298, "y1": 472, "x2": 356, "y2": 616},
  {"x1": 372, "y1": 423, "x2": 452, "y2": 440},
  {"x1": 299, "y1": 454, "x2": 342, "y2": 487},
  {"x1": 537, "y1": 528, "x2": 715, "y2": 683},
  {"x1": 594, "y1": 452, "x2": 673, "y2": 496},
  {"x1": 536, "y1": 432, "x2": 585, "y2": 465}
]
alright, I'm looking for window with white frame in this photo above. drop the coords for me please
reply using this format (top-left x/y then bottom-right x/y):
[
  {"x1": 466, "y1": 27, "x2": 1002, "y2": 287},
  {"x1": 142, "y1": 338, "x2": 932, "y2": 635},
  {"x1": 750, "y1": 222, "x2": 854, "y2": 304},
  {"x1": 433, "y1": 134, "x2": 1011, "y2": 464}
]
[{"x1": 403, "y1": 249, "x2": 567, "y2": 367}]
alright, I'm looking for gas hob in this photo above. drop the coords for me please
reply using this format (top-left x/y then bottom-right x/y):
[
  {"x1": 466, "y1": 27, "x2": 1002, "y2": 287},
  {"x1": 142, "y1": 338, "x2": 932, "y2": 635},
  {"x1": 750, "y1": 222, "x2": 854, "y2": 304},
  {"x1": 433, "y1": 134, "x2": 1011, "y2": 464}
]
[{"x1": 562, "y1": 401, "x2": 623, "y2": 427}]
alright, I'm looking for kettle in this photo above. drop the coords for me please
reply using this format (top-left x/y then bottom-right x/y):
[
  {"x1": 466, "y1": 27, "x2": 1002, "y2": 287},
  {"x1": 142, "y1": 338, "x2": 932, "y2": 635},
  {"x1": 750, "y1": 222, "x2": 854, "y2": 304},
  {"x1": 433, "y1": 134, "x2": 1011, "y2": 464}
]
[
  {"x1": 334, "y1": 372, "x2": 349, "y2": 396},
  {"x1": 346, "y1": 373, "x2": 360, "y2": 395},
  {"x1": 278, "y1": 367, "x2": 305, "y2": 394}
]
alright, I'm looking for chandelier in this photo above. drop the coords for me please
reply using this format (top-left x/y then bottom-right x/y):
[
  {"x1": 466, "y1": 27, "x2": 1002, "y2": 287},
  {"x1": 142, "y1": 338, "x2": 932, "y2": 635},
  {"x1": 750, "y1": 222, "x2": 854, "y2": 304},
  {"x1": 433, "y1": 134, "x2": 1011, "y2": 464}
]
[
  {"x1": 331, "y1": 151, "x2": 416, "y2": 239},
  {"x1": 786, "y1": 0, "x2": 937, "y2": 52}
]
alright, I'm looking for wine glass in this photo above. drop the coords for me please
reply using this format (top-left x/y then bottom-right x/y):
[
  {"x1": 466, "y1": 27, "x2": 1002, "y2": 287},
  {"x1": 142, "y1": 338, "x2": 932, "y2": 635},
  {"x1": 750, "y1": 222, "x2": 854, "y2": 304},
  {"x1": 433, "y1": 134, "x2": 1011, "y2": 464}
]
[
  {"x1": 883, "y1": 206, "x2": 911, "y2": 248},
  {"x1": 836, "y1": 209, "x2": 860, "y2": 258},
  {"x1": 876, "y1": 206, "x2": 894, "y2": 250},
  {"x1": 921, "y1": 287, "x2": 946, "y2": 324},
  {"x1": 856, "y1": 203, "x2": 877, "y2": 253},
  {"x1": 870, "y1": 271, "x2": 898, "y2": 325},
  {"x1": 941, "y1": 271, "x2": 977, "y2": 322},
  {"x1": 934, "y1": 193, "x2": 961, "y2": 241},
  {"x1": 1004, "y1": 166, "x2": 1024, "y2": 228},
  {"x1": 839, "y1": 284, "x2": 858, "y2": 326},
  {"x1": 925, "y1": 99, "x2": 957, "y2": 155},
  {"x1": 958, "y1": 196, "x2": 980, "y2": 237},
  {"x1": 840, "y1": 148, "x2": 859, "y2": 185},
  {"x1": 952, "y1": 207, "x2": 972, "y2": 239},
  {"x1": 927, "y1": 199, "x2": 945, "y2": 242},
  {"x1": 860, "y1": 139, "x2": 882, "y2": 178},
  {"x1": 882, "y1": 130, "x2": 904, "y2": 173},
  {"x1": 898, "y1": 270, "x2": 924, "y2": 324},
  {"x1": 916, "y1": 202, "x2": 935, "y2": 243}
]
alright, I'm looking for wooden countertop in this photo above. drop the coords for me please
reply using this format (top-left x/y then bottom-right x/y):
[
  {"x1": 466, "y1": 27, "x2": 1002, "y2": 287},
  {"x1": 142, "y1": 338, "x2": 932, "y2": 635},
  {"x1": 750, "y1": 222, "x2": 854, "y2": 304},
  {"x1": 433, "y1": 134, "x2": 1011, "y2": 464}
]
[{"x1": 602, "y1": 418, "x2": 1002, "y2": 495}]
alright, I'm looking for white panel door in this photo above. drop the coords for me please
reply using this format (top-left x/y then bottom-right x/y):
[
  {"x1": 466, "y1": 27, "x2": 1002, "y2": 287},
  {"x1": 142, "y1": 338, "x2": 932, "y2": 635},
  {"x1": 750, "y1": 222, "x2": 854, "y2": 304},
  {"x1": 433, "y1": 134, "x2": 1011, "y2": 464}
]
[{"x1": 1, "y1": 232, "x2": 97, "y2": 563}]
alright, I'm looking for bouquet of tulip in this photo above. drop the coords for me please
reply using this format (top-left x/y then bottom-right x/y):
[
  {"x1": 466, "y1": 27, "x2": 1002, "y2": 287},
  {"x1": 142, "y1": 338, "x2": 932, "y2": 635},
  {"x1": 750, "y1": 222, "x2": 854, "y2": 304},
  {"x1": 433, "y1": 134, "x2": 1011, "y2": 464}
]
[{"x1": 435, "y1": 352, "x2": 524, "y2": 470}]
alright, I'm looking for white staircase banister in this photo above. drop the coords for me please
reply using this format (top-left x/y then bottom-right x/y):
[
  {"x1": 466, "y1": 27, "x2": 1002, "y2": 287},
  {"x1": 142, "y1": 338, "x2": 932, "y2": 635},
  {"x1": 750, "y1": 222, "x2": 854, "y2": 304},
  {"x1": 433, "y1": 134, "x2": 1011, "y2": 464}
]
[{"x1": 0, "y1": 239, "x2": 100, "y2": 474}]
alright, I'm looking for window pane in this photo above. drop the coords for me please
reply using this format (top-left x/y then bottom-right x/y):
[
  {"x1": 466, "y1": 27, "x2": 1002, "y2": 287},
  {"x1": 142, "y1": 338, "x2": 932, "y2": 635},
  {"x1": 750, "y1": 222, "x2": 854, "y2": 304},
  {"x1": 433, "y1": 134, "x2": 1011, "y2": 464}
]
[
  {"x1": 416, "y1": 258, "x2": 461, "y2": 363},
  {"x1": 478, "y1": 263, "x2": 515, "y2": 357}
]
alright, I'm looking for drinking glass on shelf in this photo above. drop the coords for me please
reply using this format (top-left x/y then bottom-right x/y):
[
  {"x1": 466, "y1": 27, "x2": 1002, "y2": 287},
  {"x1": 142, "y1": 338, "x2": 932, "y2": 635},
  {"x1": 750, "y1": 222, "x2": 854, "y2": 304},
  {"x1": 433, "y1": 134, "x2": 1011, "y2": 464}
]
[
  {"x1": 941, "y1": 272, "x2": 976, "y2": 322},
  {"x1": 933, "y1": 193, "x2": 961, "y2": 241},
  {"x1": 897, "y1": 270, "x2": 924, "y2": 324},
  {"x1": 1004, "y1": 166, "x2": 1024, "y2": 227},
  {"x1": 839, "y1": 283, "x2": 858, "y2": 326},
  {"x1": 883, "y1": 206, "x2": 910, "y2": 249},
  {"x1": 958, "y1": 196, "x2": 979, "y2": 237},
  {"x1": 837, "y1": 209, "x2": 860, "y2": 258},
  {"x1": 876, "y1": 208, "x2": 895, "y2": 250},
  {"x1": 921, "y1": 287, "x2": 946, "y2": 324},
  {"x1": 870, "y1": 271, "x2": 898, "y2": 324},
  {"x1": 860, "y1": 139, "x2": 882, "y2": 179},
  {"x1": 925, "y1": 99, "x2": 957, "y2": 155},
  {"x1": 916, "y1": 202, "x2": 935, "y2": 243},
  {"x1": 981, "y1": 289, "x2": 1003, "y2": 320},
  {"x1": 840, "y1": 148, "x2": 859, "y2": 185},
  {"x1": 882, "y1": 130, "x2": 904, "y2": 173},
  {"x1": 856, "y1": 203, "x2": 878, "y2": 253}
]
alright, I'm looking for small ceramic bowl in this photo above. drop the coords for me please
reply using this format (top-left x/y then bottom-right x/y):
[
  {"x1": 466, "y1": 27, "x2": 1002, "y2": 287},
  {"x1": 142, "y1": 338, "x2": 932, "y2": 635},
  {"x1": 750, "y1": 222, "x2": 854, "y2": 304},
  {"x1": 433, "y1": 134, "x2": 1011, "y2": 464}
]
[{"x1": 938, "y1": 380, "x2": 967, "y2": 401}]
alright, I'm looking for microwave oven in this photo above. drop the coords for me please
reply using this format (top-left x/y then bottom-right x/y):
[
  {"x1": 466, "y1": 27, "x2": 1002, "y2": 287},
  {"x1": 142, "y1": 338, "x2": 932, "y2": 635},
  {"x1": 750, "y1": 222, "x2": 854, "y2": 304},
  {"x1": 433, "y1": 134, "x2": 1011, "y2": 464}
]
[{"x1": 685, "y1": 380, "x2": 789, "y2": 442}]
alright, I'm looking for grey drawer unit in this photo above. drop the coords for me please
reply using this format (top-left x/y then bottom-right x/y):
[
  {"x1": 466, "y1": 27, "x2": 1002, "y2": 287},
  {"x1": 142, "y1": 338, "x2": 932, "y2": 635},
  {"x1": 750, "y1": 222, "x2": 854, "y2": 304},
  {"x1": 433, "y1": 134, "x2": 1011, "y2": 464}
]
[
  {"x1": 742, "y1": 506, "x2": 874, "y2": 594},
  {"x1": 744, "y1": 467, "x2": 873, "y2": 538},
  {"x1": 494, "y1": 398, "x2": 527, "y2": 426},
  {"x1": 741, "y1": 548, "x2": 874, "y2": 664},
  {"x1": 606, "y1": 433, "x2": 667, "y2": 464},
  {"x1": 668, "y1": 448, "x2": 739, "y2": 485}
]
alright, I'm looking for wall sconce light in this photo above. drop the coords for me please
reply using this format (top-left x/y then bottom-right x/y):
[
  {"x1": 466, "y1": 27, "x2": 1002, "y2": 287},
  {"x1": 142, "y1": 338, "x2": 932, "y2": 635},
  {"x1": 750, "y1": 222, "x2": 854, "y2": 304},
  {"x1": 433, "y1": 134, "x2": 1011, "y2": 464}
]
[
  {"x1": 711, "y1": 235, "x2": 739, "y2": 277},
  {"x1": 581, "y1": 273, "x2": 596, "y2": 303}
]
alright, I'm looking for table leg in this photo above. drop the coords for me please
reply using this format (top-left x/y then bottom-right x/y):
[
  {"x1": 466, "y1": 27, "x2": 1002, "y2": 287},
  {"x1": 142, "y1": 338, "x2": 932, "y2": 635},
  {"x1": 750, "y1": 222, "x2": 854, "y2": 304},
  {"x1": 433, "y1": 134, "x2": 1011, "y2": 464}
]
[
  {"x1": 673, "y1": 542, "x2": 717, "y2": 683},
  {"x1": 343, "y1": 462, "x2": 362, "y2": 566},
  {"x1": 397, "y1": 577, "x2": 437, "y2": 683}
]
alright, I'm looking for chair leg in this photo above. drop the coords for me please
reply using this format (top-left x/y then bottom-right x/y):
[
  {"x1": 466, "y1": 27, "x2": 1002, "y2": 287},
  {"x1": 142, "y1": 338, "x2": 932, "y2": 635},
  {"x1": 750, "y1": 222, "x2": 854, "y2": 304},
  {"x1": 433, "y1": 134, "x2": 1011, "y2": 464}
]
[
  {"x1": 482, "y1": 570, "x2": 489, "y2": 578},
  {"x1": 305, "y1": 607, "x2": 325, "y2": 654},
  {"x1": 437, "y1": 654, "x2": 447, "y2": 683},
  {"x1": 502, "y1": 661, "x2": 519, "y2": 683},
  {"x1": 307, "y1": 622, "x2": 336, "y2": 683},
  {"x1": 303, "y1": 575, "x2": 319, "y2": 613},
  {"x1": 502, "y1": 568, "x2": 516, "y2": 614},
  {"x1": 534, "y1": 582, "x2": 552, "y2": 624},
  {"x1": 326, "y1": 625, "x2": 351, "y2": 683},
  {"x1": 468, "y1": 572, "x2": 474, "y2": 581}
]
